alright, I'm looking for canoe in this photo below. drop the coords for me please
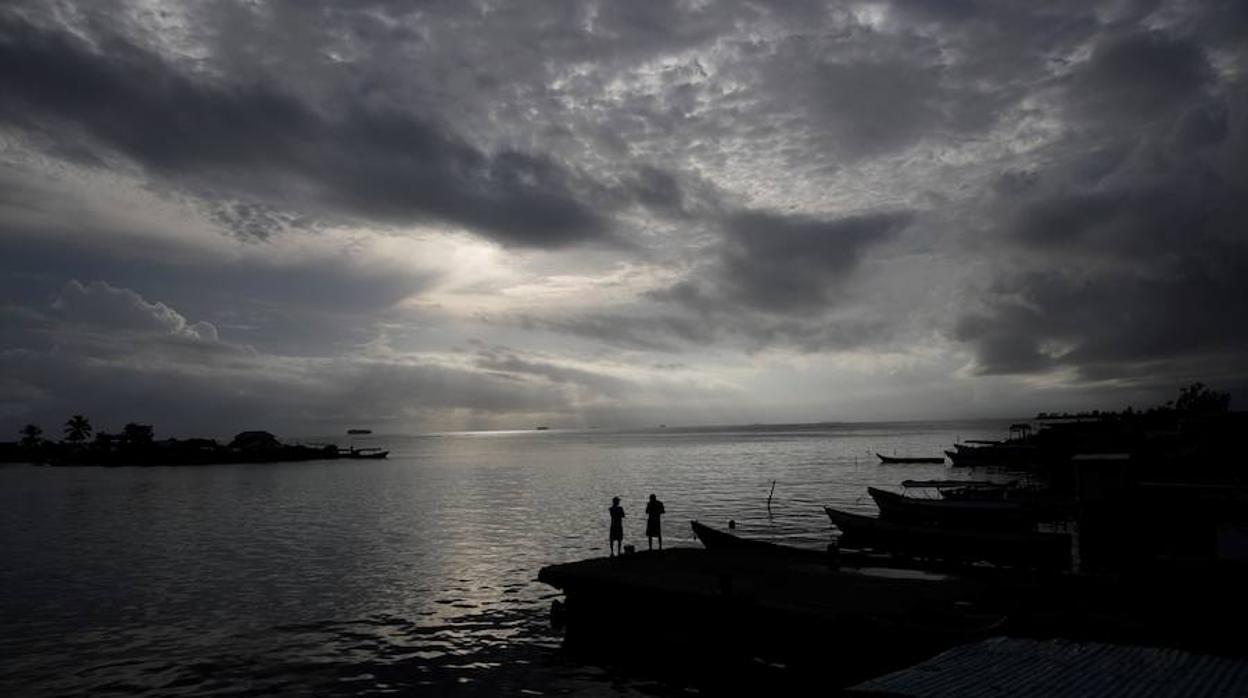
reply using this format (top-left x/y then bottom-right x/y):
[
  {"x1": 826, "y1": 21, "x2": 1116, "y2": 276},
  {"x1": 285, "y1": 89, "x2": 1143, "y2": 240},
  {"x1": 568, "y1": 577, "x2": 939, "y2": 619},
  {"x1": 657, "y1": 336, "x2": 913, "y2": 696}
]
[
  {"x1": 877, "y1": 453, "x2": 946, "y2": 464},
  {"x1": 690, "y1": 520, "x2": 822, "y2": 559},
  {"x1": 825, "y1": 506, "x2": 1070, "y2": 569},
  {"x1": 341, "y1": 448, "x2": 389, "y2": 460},
  {"x1": 947, "y1": 443, "x2": 1045, "y2": 467},
  {"x1": 945, "y1": 447, "x2": 1006, "y2": 467},
  {"x1": 868, "y1": 487, "x2": 1029, "y2": 528},
  {"x1": 900, "y1": 479, "x2": 1008, "y2": 489}
]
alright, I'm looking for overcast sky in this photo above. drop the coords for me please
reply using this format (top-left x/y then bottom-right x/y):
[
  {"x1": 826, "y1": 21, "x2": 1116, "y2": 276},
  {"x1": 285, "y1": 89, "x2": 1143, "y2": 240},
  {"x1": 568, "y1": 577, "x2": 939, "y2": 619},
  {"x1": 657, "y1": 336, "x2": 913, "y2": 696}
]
[{"x1": 1, "y1": 0, "x2": 1245, "y2": 437}]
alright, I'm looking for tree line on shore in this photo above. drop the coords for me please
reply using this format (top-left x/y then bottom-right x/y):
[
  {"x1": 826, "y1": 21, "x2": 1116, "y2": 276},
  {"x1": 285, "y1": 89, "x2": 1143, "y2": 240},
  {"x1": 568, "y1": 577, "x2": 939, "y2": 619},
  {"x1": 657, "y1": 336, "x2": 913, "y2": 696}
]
[
  {"x1": 1036, "y1": 383, "x2": 1231, "y2": 421},
  {"x1": 5, "y1": 418, "x2": 337, "y2": 465},
  {"x1": 18, "y1": 416, "x2": 154, "y2": 449}
]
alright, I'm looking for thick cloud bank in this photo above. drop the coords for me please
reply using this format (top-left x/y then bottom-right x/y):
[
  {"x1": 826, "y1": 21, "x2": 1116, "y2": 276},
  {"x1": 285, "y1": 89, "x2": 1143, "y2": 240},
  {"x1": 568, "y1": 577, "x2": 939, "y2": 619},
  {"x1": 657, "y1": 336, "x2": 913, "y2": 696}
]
[{"x1": 1, "y1": 1, "x2": 1246, "y2": 433}]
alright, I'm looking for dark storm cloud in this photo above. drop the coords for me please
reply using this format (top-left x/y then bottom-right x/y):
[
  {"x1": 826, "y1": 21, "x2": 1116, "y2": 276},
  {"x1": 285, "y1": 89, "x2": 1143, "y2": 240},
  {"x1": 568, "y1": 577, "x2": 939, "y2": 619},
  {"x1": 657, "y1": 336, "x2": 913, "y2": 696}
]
[
  {"x1": 519, "y1": 313, "x2": 716, "y2": 354},
  {"x1": 955, "y1": 259, "x2": 1248, "y2": 379},
  {"x1": 52, "y1": 280, "x2": 221, "y2": 341},
  {"x1": 707, "y1": 210, "x2": 913, "y2": 313},
  {"x1": 706, "y1": 1, "x2": 1099, "y2": 170},
  {"x1": 523, "y1": 308, "x2": 894, "y2": 356},
  {"x1": 512, "y1": 208, "x2": 910, "y2": 353},
  {"x1": 957, "y1": 169, "x2": 1248, "y2": 379},
  {"x1": 953, "y1": 24, "x2": 1248, "y2": 381},
  {"x1": 0, "y1": 214, "x2": 438, "y2": 356},
  {"x1": 0, "y1": 12, "x2": 612, "y2": 248},
  {"x1": 1065, "y1": 31, "x2": 1213, "y2": 125},
  {"x1": 206, "y1": 202, "x2": 307, "y2": 242},
  {"x1": 744, "y1": 48, "x2": 993, "y2": 159},
  {"x1": 1, "y1": 280, "x2": 251, "y2": 378}
]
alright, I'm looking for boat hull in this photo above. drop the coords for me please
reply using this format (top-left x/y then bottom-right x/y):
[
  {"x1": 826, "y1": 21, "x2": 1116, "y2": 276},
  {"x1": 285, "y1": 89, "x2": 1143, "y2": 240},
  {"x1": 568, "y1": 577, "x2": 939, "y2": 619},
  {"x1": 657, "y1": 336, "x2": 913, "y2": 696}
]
[
  {"x1": 691, "y1": 520, "x2": 824, "y2": 560},
  {"x1": 867, "y1": 487, "x2": 1030, "y2": 528},
  {"x1": 877, "y1": 453, "x2": 946, "y2": 464},
  {"x1": 825, "y1": 506, "x2": 1070, "y2": 569},
  {"x1": 947, "y1": 443, "x2": 1046, "y2": 467},
  {"x1": 341, "y1": 449, "x2": 389, "y2": 460}
]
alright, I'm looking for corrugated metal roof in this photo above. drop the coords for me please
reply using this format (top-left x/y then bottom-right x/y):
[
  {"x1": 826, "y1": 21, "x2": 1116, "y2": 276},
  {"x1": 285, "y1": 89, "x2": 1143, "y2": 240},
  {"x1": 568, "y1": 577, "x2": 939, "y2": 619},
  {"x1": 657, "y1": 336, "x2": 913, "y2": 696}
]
[{"x1": 849, "y1": 637, "x2": 1248, "y2": 697}]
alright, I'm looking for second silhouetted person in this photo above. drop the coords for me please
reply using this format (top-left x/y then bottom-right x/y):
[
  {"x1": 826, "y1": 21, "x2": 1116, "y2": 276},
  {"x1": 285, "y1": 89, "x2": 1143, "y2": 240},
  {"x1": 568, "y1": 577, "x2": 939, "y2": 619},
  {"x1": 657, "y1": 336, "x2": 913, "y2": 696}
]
[
  {"x1": 645, "y1": 493, "x2": 665, "y2": 550},
  {"x1": 608, "y1": 496, "x2": 625, "y2": 557}
]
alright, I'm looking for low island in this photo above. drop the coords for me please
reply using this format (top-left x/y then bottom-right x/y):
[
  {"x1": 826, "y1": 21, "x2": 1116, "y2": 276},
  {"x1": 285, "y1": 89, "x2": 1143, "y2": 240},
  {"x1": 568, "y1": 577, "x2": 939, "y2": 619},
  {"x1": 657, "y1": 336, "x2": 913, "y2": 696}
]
[{"x1": 1, "y1": 418, "x2": 387, "y2": 466}]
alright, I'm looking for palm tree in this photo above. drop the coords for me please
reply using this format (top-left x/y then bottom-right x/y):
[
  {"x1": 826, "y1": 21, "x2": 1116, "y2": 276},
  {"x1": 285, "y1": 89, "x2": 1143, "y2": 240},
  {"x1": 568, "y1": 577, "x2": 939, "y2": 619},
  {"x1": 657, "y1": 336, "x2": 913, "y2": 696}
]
[
  {"x1": 19, "y1": 424, "x2": 43, "y2": 448},
  {"x1": 1175, "y1": 382, "x2": 1231, "y2": 414},
  {"x1": 122, "y1": 423, "x2": 154, "y2": 446},
  {"x1": 64, "y1": 415, "x2": 93, "y2": 444}
]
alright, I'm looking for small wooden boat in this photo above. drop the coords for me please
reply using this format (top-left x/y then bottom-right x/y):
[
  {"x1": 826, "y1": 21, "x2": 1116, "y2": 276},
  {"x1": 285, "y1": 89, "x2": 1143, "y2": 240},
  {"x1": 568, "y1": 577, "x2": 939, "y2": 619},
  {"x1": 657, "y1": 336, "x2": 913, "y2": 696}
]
[
  {"x1": 825, "y1": 506, "x2": 1070, "y2": 569},
  {"x1": 690, "y1": 521, "x2": 822, "y2": 559},
  {"x1": 904, "y1": 479, "x2": 1056, "y2": 504},
  {"x1": 877, "y1": 453, "x2": 946, "y2": 464},
  {"x1": 340, "y1": 447, "x2": 389, "y2": 460},
  {"x1": 945, "y1": 446, "x2": 1014, "y2": 467},
  {"x1": 900, "y1": 479, "x2": 1008, "y2": 489},
  {"x1": 868, "y1": 487, "x2": 1029, "y2": 528},
  {"x1": 947, "y1": 441, "x2": 1045, "y2": 467}
]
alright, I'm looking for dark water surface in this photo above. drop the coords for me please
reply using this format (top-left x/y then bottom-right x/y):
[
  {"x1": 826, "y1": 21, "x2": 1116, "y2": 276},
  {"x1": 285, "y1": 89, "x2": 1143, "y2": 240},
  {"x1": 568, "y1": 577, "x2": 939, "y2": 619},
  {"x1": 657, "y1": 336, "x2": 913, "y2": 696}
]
[{"x1": 1, "y1": 421, "x2": 1015, "y2": 695}]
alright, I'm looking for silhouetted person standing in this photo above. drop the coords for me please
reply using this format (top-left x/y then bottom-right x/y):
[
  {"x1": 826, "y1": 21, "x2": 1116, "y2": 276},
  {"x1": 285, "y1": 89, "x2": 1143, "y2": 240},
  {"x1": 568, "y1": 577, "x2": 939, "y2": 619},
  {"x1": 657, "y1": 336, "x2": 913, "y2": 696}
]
[
  {"x1": 645, "y1": 493, "x2": 665, "y2": 550},
  {"x1": 608, "y1": 496, "x2": 626, "y2": 557}
]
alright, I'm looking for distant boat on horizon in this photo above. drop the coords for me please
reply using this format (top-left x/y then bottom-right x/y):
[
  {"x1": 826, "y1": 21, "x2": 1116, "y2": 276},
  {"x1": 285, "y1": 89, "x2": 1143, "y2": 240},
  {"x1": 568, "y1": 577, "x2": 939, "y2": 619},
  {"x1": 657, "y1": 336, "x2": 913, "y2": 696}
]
[
  {"x1": 346, "y1": 428, "x2": 373, "y2": 435},
  {"x1": 877, "y1": 453, "x2": 946, "y2": 464},
  {"x1": 340, "y1": 446, "x2": 388, "y2": 460},
  {"x1": 535, "y1": 426, "x2": 550, "y2": 431}
]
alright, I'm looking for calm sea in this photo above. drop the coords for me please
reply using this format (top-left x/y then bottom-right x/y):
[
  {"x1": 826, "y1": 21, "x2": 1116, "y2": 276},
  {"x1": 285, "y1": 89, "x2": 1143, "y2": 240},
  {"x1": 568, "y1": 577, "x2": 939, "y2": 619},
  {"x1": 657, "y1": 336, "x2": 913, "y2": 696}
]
[{"x1": 0, "y1": 420, "x2": 1018, "y2": 695}]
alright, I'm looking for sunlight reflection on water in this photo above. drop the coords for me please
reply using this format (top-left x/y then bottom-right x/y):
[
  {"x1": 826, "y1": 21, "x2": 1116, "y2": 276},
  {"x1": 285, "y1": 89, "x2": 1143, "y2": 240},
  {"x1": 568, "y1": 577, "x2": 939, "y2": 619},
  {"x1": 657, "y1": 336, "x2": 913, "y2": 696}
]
[{"x1": 0, "y1": 421, "x2": 1013, "y2": 695}]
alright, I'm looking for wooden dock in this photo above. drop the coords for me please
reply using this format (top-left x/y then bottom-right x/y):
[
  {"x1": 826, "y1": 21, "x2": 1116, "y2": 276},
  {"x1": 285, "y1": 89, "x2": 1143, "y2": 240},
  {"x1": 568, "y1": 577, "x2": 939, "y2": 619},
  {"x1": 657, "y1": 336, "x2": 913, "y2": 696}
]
[{"x1": 539, "y1": 548, "x2": 1004, "y2": 687}]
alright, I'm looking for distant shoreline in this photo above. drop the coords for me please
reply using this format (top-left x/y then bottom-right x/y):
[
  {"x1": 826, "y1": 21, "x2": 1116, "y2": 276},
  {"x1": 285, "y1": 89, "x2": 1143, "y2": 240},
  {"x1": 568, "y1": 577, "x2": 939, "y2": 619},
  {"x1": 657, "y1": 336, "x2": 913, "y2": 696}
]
[{"x1": 1, "y1": 428, "x2": 388, "y2": 467}]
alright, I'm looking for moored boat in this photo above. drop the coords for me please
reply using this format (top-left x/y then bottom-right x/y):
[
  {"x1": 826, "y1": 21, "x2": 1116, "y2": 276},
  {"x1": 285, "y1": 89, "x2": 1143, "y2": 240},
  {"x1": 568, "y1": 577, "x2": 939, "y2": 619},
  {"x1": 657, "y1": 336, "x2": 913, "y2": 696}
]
[
  {"x1": 946, "y1": 443, "x2": 1041, "y2": 467},
  {"x1": 825, "y1": 506, "x2": 1070, "y2": 569},
  {"x1": 944, "y1": 423, "x2": 1053, "y2": 468},
  {"x1": 899, "y1": 479, "x2": 1009, "y2": 489},
  {"x1": 340, "y1": 447, "x2": 389, "y2": 459},
  {"x1": 868, "y1": 486, "x2": 1030, "y2": 528},
  {"x1": 691, "y1": 520, "x2": 822, "y2": 559},
  {"x1": 876, "y1": 453, "x2": 946, "y2": 464},
  {"x1": 342, "y1": 427, "x2": 387, "y2": 459}
]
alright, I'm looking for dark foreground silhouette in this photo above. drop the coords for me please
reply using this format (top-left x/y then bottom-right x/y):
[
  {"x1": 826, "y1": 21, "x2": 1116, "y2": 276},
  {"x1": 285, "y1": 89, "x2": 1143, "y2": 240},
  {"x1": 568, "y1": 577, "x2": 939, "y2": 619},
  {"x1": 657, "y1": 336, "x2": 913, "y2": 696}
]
[{"x1": 541, "y1": 384, "x2": 1248, "y2": 693}]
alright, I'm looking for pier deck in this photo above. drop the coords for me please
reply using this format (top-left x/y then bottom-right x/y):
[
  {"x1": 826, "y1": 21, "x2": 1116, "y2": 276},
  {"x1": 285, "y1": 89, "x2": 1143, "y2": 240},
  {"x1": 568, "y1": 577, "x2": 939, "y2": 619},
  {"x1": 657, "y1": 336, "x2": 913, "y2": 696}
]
[{"x1": 539, "y1": 548, "x2": 1002, "y2": 687}]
